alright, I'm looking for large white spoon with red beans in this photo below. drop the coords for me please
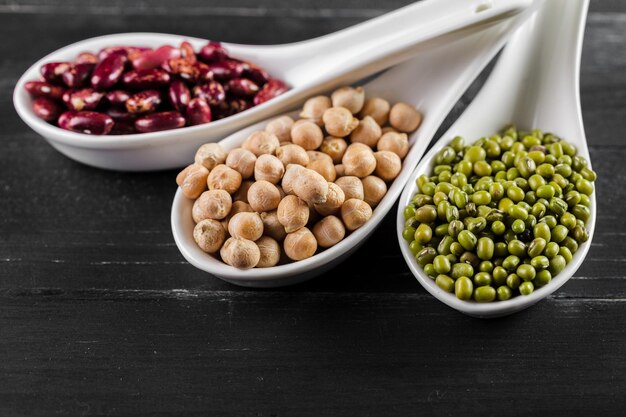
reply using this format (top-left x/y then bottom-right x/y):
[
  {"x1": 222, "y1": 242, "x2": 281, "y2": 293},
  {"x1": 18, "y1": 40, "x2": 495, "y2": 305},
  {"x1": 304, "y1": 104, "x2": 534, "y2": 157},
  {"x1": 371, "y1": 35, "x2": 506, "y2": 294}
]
[{"x1": 14, "y1": 0, "x2": 530, "y2": 171}]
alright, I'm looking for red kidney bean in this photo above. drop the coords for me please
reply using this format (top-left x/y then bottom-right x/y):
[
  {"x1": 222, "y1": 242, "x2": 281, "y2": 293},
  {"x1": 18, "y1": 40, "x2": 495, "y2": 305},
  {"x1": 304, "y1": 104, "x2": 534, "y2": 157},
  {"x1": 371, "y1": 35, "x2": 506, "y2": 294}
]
[
  {"x1": 253, "y1": 79, "x2": 288, "y2": 105},
  {"x1": 25, "y1": 81, "x2": 65, "y2": 100},
  {"x1": 198, "y1": 41, "x2": 228, "y2": 63},
  {"x1": 213, "y1": 98, "x2": 252, "y2": 119},
  {"x1": 58, "y1": 111, "x2": 114, "y2": 135},
  {"x1": 180, "y1": 41, "x2": 197, "y2": 63},
  {"x1": 106, "y1": 107, "x2": 138, "y2": 123},
  {"x1": 40, "y1": 62, "x2": 71, "y2": 84},
  {"x1": 76, "y1": 52, "x2": 98, "y2": 64},
  {"x1": 91, "y1": 53, "x2": 127, "y2": 90},
  {"x1": 109, "y1": 119, "x2": 137, "y2": 135},
  {"x1": 62, "y1": 63, "x2": 95, "y2": 88},
  {"x1": 65, "y1": 88, "x2": 104, "y2": 111},
  {"x1": 226, "y1": 78, "x2": 259, "y2": 96},
  {"x1": 168, "y1": 80, "x2": 191, "y2": 112},
  {"x1": 98, "y1": 46, "x2": 150, "y2": 62},
  {"x1": 105, "y1": 90, "x2": 131, "y2": 107},
  {"x1": 126, "y1": 90, "x2": 162, "y2": 113},
  {"x1": 186, "y1": 98, "x2": 212, "y2": 125},
  {"x1": 122, "y1": 69, "x2": 171, "y2": 90},
  {"x1": 132, "y1": 45, "x2": 180, "y2": 71},
  {"x1": 193, "y1": 81, "x2": 225, "y2": 106},
  {"x1": 194, "y1": 62, "x2": 214, "y2": 82},
  {"x1": 207, "y1": 60, "x2": 244, "y2": 81},
  {"x1": 243, "y1": 64, "x2": 270, "y2": 86},
  {"x1": 135, "y1": 111, "x2": 186, "y2": 133},
  {"x1": 32, "y1": 97, "x2": 64, "y2": 122}
]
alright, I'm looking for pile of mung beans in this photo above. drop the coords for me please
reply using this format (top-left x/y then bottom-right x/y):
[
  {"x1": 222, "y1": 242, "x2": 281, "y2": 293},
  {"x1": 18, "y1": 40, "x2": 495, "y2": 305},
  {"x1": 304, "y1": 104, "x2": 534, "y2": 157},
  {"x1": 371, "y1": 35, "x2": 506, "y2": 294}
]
[
  {"x1": 403, "y1": 126, "x2": 596, "y2": 302},
  {"x1": 178, "y1": 86, "x2": 422, "y2": 269}
]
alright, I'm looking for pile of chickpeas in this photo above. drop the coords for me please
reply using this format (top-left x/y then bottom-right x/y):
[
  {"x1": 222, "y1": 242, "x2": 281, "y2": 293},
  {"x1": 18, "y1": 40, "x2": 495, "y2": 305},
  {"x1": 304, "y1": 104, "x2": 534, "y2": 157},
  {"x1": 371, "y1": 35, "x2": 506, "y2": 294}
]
[{"x1": 177, "y1": 86, "x2": 422, "y2": 269}]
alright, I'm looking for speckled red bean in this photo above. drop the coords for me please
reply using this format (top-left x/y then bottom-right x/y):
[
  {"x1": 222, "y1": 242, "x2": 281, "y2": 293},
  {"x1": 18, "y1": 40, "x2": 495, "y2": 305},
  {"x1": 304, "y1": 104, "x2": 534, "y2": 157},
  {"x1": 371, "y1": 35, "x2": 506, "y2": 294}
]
[
  {"x1": 106, "y1": 108, "x2": 138, "y2": 126},
  {"x1": 198, "y1": 41, "x2": 228, "y2": 63},
  {"x1": 253, "y1": 79, "x2": 288, "y2": 105},
  {"x1": 207, "y1": 60, "x2": 244, "y2": 81},
  {"x1": 193, "y1": 81, "x2": 225, "y2": 106},
  {"x1": 122, "y1": 69, "x2": 170, "y2": 90},
  {"x1": 65, "y1": 88, "x2": 104, "y2": 111},
  {"x1": 243, "y1": 64, "x2": 270, "y2": 86},
  {"x1": 186, "y1": 98, "x2": 212, "y2": 125},
  {"x1": 58, "y1": 111, "x2": 114, "y2": 135},
  {"x1": 125, "y1": 90, "x2": 162, "y2": 113},
  {"x1": 25, "y1": 81, "x2": 65, "y2": 100},
  {"x1": 109, "y1": 120, "x2": 137, "y2": 135},
  {"x1": 32, "y1": 97, "x2": 64, "y2": 122},
  {"x1": 97, "y1": 46, "x2": 129, "y2": 61},
  {"x1": 214, "y1": 98, "x2": 251, "y2": 119},
  {"x1": 62, "y1": 63, "x2": 95, "y2": 88},
  {"x1": 179, "y1": 41, "x2": 197, "y2": 63},
  {"x1": 40, "y1": 62, "x2": 71, "y2": 84},
  {"x1": 131, "y1": 45, "x2": 180, "y2": 71},
  {"x1": 105, "y1": 90, "x2": 131, "y2": 107},
  {"x1": 164, "y1": 58, "x2": 199, "y2": 82},
  {"x1": 168, "y1": 80, "x2": 191, "y2": 112},
  {"x1": 91, "y1": 53, "x2": 127, "y2": 90},
  {"x1": 76, "y1": 52, "x2": 98, "y2": 64},
  {"x1": 226, "y1": 78, "x2": 259, "y2": 96},
  {"x1": 135, "y1": 111, "x2": 186, "y2": 133}
]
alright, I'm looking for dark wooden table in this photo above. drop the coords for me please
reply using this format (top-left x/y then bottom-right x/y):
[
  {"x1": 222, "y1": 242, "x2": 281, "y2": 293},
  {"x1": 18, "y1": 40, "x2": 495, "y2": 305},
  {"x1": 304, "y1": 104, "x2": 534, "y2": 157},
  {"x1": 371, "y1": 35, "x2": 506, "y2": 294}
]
[{"x1": 1, "y1": 1, "x2": 625, "y2": 415}]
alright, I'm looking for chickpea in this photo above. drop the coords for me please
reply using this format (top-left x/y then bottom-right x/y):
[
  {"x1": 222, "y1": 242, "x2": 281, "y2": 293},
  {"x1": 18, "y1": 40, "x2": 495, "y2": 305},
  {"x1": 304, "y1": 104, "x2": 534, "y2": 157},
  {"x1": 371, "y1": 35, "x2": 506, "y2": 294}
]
[
  {"x1": 291, "y1": 119, "x2": 323, "y2": 150},
  {"x1": 193, "y1": 219, "x2": 226, "y2": 253},
  {"x1": 307, "y1": 158, "x2": 336, "y2": 182},
  {"x1": 256, "y1": 236, "x2": 281, "y2": 267},
  {"x1": 284, "y1": 227, "x2": 317, "y2": 261},
  {"x1": 350, "y1": 116, "x2": 382, "y2": 148},
  {"x1": 307, "y1": 150, "x2": 333, "y2": 164},
  {"x1": 342, "y1": 143, "x2": 376, "y2": 178},
  {"x1": 176, "y1": 163, "x2": 209, "y2": 199},
  {"x1": 228, "y1": 212, "x2": 264, "y2": 241},
  {"x1": 374, "y1": 150, "x2": 402, "y2": 181},
  {"x1": 334, "y1": 164, "x2": 346, "y2": 178},
  {"x1": 207, "y1": 164, "x2": 242, "y2": 194},
  {"x1": 242, "y1": 131, "x2": 280, "y2": 156},
  {"x1": 276, "y1": 184, "x2": 286, "y2": 199},
  {"x1": 299, "y1": 96, "x2": 331, "y2": 125},
  {"x1": 226, "y1": 148, "x2": 257, "y2": 179},
  {"x1": 222, "y1": 201, "x2": 254, "y2": 232},
  {"x1": 192, "y1": 189, "x2": 232, "y2": 222},
  {"x1": 291, "y1": 167, "x2": 329, "y2": 205},
  {"x1": 260, "y1": 210, "x2": 287, "y2": 241},
  {"x1": 314, "y1": 182, "x2": 345, "y2": 216},
  {"x1": 265, "y1": 115, "x2": 294, "y2": 143},
  {"x1": 322, "y1": 107, "x2": 358, "y2": 137},
  {"x1": 359, "y1": 97, "x2": 390, "y2": 126},
  {"x1": 194, "y1": 143, "x2": 227, "y2": 170},
  {"x1": 334, "y1": 176, "x2": 364, "y2": 200},
  {"x1": 233, "y1": 180, "x2": 253, "y2": 203},
  {"x1": 341, "y1": 198, "x2": 372, "y2": 231},
  {"x1": 276, "y1": 144, "x2": 309, "y2": 166},
  {"x1": 389, "y1": 102, "x2": 422, "y2": 132},
  {"x1": 281, "y1": 164, "x2": 305, "y2": 195},
  {"x1": 254, "y1": 154, "x2": 285, "y2": 184},
  {"x1": 220, "y1": 237, "x2": 260, "y2": 269},
  {"x1": 247, "y1": 180, "x2": 281, "y2": 212},
  {"x1": 313, "y1": 216, "x2": 346, "y2": 248},
  {"x1": 362, "y1": 175, "x2": 387, "y2": 208},
  {"x1": 377, "y1": 131, "x2": 409, "y2": 159},
  {"x1": 320, "y1": 137, "x2": 348, "y2": 164},
  {"x1": 331, "y1": 86, "x2": 365, "y2": 114},
  {"x1": 381, "y1": 126, "x2": 399, "y2": 135},
  {"x1": 277, "y1": 195, "x2": 310, "y2": 233}
]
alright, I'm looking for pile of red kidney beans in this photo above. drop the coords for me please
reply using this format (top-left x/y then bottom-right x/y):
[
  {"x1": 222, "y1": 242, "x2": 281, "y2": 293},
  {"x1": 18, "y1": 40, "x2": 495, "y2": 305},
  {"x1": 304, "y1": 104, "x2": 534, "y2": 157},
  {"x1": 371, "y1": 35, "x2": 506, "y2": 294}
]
[{"x1": 24, "y1": 41, "x2": 289, "y2": 135}]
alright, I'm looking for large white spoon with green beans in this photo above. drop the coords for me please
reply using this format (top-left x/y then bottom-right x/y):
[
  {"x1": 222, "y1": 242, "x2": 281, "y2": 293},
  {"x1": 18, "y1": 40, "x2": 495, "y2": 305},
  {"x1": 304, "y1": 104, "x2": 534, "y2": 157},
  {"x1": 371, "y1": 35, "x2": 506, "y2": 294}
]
[{"x1": 397, "y1": 0, "x2": 595, "y2": 317}]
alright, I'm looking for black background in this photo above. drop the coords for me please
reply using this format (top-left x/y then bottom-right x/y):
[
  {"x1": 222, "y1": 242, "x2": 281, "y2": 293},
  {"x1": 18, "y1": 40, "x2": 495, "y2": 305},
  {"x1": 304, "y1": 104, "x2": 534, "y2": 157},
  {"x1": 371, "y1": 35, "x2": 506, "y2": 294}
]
[{"x1": 1, "y1": 1, "x2": 625, "y2": 415}]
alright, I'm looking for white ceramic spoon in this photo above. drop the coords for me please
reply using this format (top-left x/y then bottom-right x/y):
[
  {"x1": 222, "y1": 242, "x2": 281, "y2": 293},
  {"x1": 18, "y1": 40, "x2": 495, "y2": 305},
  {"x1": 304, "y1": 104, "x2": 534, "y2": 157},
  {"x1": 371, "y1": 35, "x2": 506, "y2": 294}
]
[
  {"x1": 13, "y1": 0, "x2": 530, "y2": 171},
  {"x1": 171, "y1": 12, "x2": 532, "y2": 288},
  {"x1": 397, "y1": 0, "x2": 594, "y2": 318}
]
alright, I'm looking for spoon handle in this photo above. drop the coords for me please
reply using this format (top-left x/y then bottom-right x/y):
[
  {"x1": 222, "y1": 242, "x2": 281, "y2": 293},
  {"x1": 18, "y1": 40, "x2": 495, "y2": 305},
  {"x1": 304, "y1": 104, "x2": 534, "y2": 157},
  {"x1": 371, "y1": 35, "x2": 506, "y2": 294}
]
[{"x1": 269, "y1": 0, "x2": 532, "y2": 86}]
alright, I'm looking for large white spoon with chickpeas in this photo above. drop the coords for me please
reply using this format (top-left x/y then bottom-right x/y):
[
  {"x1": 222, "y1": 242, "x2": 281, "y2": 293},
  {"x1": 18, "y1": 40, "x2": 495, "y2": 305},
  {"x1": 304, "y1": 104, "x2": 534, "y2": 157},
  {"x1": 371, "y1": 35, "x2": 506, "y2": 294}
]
[{"x1": 170, "y1": 10, "x2": 535, "y2": 287}]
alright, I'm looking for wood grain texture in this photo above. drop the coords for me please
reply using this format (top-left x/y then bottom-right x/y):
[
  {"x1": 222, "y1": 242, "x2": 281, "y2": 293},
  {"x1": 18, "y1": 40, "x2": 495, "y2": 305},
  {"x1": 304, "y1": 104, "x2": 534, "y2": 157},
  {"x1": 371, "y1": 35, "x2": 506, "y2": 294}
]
[{"x1": 0, "y1": 1, "x2": 625, "y2": 415}]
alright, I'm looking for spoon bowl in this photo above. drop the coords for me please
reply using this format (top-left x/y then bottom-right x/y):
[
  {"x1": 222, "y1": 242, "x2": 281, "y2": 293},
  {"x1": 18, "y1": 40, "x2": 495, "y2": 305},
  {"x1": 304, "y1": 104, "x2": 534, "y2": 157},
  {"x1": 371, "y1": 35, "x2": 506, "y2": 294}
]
[
  {"x1": 13, "y1": 0, "x2": 530, "y2": 171},
  {"x1": 172, "y1": 15, "x2": 531, "y2": 288},
  {"x1": 397, "y1": 0, "x2": 594, "y2": 317}
]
